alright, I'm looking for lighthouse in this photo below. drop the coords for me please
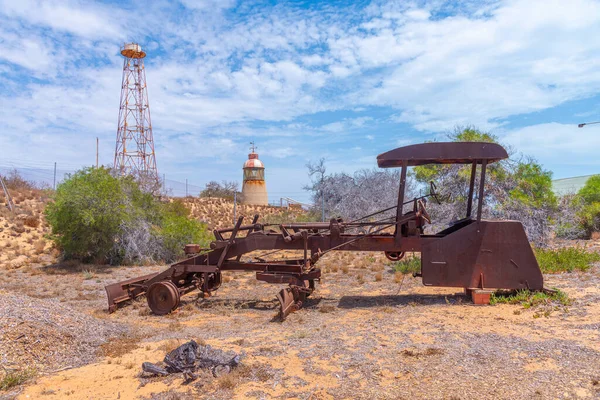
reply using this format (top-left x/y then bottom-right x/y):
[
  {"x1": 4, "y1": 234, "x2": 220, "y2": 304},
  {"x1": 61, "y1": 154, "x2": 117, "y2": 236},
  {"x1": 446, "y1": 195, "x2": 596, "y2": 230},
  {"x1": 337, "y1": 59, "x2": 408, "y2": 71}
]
[{"x1": 241, "y1": 142, "x2": 268, "y2": 205}]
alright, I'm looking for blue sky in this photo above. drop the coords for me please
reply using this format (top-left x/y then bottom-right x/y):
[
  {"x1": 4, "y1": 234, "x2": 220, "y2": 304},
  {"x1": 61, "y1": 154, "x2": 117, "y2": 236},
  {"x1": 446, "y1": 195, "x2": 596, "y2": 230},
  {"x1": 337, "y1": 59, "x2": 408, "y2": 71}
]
[{"x1": 1, "y1": 0, "x2": 600, "y2": 203}]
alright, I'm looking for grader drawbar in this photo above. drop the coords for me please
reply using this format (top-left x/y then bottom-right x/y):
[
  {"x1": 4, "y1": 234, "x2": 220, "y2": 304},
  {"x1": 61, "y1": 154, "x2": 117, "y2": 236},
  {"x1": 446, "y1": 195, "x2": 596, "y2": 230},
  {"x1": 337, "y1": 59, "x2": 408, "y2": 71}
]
[{"x1": 105, "y1": 142, "x2": 544, "y2": 320}]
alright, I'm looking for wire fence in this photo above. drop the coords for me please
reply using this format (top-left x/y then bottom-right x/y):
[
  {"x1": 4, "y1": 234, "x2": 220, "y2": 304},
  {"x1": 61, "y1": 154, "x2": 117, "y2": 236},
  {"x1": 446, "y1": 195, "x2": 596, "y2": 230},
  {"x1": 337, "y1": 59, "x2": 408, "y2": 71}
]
[{"x1": 0, "y1": 161, "x2": 311, "y2": 207}]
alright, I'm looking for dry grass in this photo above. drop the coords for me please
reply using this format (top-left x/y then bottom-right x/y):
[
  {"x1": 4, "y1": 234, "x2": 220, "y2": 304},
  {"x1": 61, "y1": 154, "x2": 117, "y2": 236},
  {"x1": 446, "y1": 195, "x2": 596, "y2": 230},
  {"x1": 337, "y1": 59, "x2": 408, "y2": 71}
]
[
  {"x1": 0, "y1": 368, "x2": 36, "y2": 390},
  {"x1": 374, "y1": 271, "x2": 383, "y2": 281},
  {"x1": 98, "y1": 335, "x2": 142, "y2": 358},
  {"x1": 401, "y1": 347, "x2": 444, "y2": 358},
  {"x1": 356, "y1": 273, "x2": 365, "y2": 284},
  {"x1": 23, "y1": 215, "x2": 39, "y2": 228},
  {"x1": 394, "y1": 271, "x2": 404, "y2": 284},
  {"x1": 33, "y1": 240, "x2": 46, "y2": 254},
  {"x1": 319, "y1": 305, "x2": 336, "y2": 313},
  {"x1": 216, "y1": 373, "x2": 238, "y2": 390},
  {"x1": 182, "y1": 197, "x2": 306, "y2": 230},
  {"x1": 158, "y1": 339, "x2": 184, "y2": 353}
]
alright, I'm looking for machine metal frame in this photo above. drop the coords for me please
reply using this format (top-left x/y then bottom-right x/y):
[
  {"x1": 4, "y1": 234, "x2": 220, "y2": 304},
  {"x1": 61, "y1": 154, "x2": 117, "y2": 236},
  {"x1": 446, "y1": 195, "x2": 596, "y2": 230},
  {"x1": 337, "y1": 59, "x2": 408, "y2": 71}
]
[{"x1": 106, "y1": 142, "x2": 543, "y2": 319}]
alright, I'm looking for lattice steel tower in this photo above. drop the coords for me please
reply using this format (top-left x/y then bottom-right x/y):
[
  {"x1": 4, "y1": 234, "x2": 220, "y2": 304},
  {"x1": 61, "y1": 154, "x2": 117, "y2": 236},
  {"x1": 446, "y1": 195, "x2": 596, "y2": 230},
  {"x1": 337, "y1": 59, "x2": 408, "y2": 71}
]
[{"x1": 114, "y1": 43, "x2": 158, "y2": 180}]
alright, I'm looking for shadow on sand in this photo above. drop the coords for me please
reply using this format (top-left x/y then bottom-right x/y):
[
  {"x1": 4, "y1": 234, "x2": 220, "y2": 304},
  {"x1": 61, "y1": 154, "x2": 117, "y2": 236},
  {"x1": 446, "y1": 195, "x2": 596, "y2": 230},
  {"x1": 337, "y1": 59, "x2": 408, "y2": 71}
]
[{"x1": 337, "y1": 292, "x2": 468, "y2": 308}]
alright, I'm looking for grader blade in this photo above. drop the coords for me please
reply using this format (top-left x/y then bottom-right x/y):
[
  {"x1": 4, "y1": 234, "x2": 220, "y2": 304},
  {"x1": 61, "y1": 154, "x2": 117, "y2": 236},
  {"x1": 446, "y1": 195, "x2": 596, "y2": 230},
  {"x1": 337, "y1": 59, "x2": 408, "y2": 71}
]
[
  {"x1": 276, "y1": 287, "x2": 299, "y2": 321},
  {"x1": 105, "y1": 272, "x2": 159, "y2": 313}
]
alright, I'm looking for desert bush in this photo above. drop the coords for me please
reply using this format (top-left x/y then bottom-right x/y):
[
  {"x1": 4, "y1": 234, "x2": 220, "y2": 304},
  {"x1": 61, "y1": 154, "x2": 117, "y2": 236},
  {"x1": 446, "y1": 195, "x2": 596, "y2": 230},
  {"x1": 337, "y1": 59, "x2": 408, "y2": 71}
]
[
  {"x1": 200, "y1": 181, "x2": 240, "y2": 201},
  {"x1": 1, "y1": 169, "x2": 36, "y2": 191},
  {"x1": 575, "y1": 175, "x2": 600, "y2": 238},
  {"x1": 535, "y1": 247, "x2": 600, "y2": 273},
  {"x1": 393, "y1": 256, "x2": 421, "y2": 275},
  {"x1": 0, "y1": 368, "x2": 36, "y2": 390},
  {"x1": 45, "y1": 168, "x2": 211, "y2": 264},
  {"x1": 413, "y1": 127, "x2": 557, "y2": 246},
  {"x1": 554, "y1": 194, "x2": 586, "y2": 239},
  {"x1": 23, "y1": 215, "x2": 39, "y2": 228},
  {"x1": 45, "y1": 167, "x2": 136, "y2": 262},
  {"x1": 157, "y1": 201, "x2": 213, "y2": 261},
  {"x1": 33, "y1": 239, "x2": 46, "y2": 254},
  {"x1": 303, "y1": 127, "x2": 556, "y2": 246},
  {"x1": 305, "y1": 158, "x2": 415, "y2": 223}
]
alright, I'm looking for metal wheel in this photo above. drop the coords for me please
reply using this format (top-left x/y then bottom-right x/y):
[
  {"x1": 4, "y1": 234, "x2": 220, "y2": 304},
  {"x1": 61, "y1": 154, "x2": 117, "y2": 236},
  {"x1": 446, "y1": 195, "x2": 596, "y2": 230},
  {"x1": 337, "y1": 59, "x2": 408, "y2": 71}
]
[
  {"x1": 147, "y1": 281, "x2": 180, "y2": 315},
  {"x1": 385, "y1": 251, "x2": 405, "y2": 262}
]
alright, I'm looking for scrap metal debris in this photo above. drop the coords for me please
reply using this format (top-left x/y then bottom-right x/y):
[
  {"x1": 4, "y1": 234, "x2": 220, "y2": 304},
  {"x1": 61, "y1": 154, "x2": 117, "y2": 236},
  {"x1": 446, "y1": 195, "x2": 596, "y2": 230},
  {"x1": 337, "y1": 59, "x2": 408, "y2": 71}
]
[{"x1": 142, "y1": 340, "x2": 241, "y2": 382}]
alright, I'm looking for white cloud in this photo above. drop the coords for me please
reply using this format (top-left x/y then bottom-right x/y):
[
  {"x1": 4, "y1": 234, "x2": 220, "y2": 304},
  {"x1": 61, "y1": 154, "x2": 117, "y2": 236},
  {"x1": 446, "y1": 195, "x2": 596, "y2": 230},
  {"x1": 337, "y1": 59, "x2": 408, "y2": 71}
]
[
  {"x1": 502, "y1": 122, "x2": 600, "y2": 175},
  {"x1": 1, "y1": 0, "x2": 600, "y2": 192},
  {"x1": 0, "y1": 35, "x2": 53, "y2": 72},
  {"x1": 0, "y1": 0, "x2": 122, "y2": 39},
  {"x1": 179, "y1": 0, "x2": 236, "y2": 11},
  {"x1": 350, "y1": 0, "x2": 600, "y2": 130}
]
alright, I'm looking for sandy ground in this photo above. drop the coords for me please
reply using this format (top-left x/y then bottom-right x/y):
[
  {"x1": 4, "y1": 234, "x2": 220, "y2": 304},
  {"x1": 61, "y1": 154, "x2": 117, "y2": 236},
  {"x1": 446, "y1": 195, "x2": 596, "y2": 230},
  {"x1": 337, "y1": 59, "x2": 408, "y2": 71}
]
[
  {"x1": 0, "y1": 250, "x2": 598, "y2": 400},
  {"x1": 0, "y1": 190, "x2": 54, "y2": 270}
]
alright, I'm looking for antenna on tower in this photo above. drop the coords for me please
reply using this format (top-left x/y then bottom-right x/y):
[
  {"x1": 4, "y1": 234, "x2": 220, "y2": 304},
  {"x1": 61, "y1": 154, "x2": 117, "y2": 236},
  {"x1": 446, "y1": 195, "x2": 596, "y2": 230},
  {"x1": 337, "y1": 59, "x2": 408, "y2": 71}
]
[
  {"x1": 114, "y1": 43, "x2": 159, "y2": 187},
  {"x1": 250, "y1": 141, "x2": 257, "y2": 153}
]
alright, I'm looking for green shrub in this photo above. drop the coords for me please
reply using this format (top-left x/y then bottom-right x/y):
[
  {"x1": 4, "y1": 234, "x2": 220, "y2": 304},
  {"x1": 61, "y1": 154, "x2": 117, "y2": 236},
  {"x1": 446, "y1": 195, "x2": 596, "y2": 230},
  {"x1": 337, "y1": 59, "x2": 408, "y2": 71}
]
[
  {"x1": 510, "y1": 162, "x2": 557, "y2": 209},
  {"x1": 575, "y1": 175, "x2": 600, "y2": 237},
  {"x1": 158, "y1": 202, "x2": 212, "y2": 261},
  {"x1": 578, "y1": 202, "x2": 600, "y2": 237},
  {"x1": 393, "y1": 256, "x2": 421, "y2": 275},
  {"x1": 490, "y1": 289, "x2": 569, "y2": 308},
  {"x1": 535, "y1": 247, "x2": 600, "y2": 273},
  {"x1": 578, "y1": 175, "x2": 600, "y2": 204},
  {"x1": 45, "y1": 168, "x2": 211, "y2": 264},
  {"x1": 45, "y1": 167, "x2": 143, "y2": 262},
  {"x1": 0, "y1": 368, "x2": 36, "y2": 390},
  {"x1": 200, "y1": 181, "x2": 239, "y2": 201}
]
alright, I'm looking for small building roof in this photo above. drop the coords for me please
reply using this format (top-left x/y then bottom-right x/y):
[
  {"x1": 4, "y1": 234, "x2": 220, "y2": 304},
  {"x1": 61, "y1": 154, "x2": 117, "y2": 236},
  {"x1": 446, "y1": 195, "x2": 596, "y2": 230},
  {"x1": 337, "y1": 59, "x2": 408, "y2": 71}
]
[
  {"x1": 552, "y1": 175, "x2": 597, "y2": 196},
  {"x1": 377, "y1": 142, "x2": 508, "y2": 168}
]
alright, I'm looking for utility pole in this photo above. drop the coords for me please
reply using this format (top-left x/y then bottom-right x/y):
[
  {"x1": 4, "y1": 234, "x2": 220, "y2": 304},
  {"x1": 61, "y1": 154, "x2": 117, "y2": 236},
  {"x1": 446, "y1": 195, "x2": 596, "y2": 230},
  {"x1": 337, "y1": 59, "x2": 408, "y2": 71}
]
[
  {"x1": 96, "y1": 137, "x2": 99, "y2": 168},
  {"x1": 185, "y1": 179, "x2": 188, "y2": 197},
  {"x1": 162, "y1": 173, "x2": 166, "y2": 196},
  {"x1": 53, "y1": 162, "x2": 57, "y2": 190}
]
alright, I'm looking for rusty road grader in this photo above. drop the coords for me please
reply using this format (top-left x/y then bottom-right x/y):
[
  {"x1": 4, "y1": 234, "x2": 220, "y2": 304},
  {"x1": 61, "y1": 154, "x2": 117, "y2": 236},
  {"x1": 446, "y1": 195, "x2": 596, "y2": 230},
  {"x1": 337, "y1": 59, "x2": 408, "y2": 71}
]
[{"x1": 106, "y1": 142, "x2": 544, "y2": 320}]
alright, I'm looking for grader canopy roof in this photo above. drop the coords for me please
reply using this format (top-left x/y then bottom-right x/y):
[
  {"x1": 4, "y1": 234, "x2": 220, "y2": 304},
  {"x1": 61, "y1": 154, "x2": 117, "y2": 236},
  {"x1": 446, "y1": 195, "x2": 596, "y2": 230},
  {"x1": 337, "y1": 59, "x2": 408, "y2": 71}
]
[{"x1": 377, "y1": 141, "x2": 508, "y2": 167}]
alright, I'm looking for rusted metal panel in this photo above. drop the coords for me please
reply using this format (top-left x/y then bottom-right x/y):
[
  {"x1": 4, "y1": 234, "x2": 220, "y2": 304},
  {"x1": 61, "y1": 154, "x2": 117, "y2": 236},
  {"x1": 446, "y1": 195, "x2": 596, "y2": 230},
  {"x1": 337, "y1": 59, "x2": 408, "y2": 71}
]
[{"x1": 421, "y1": 221, "x2": 543, "y2": 290}]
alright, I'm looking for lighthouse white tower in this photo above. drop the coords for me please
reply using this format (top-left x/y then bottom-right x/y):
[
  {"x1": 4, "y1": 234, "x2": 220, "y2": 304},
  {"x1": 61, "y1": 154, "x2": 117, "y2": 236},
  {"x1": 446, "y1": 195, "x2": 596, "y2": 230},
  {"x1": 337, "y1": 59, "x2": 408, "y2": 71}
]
[{"x1": 241, "y1": 142, "x2": 268, "y2": 205}]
